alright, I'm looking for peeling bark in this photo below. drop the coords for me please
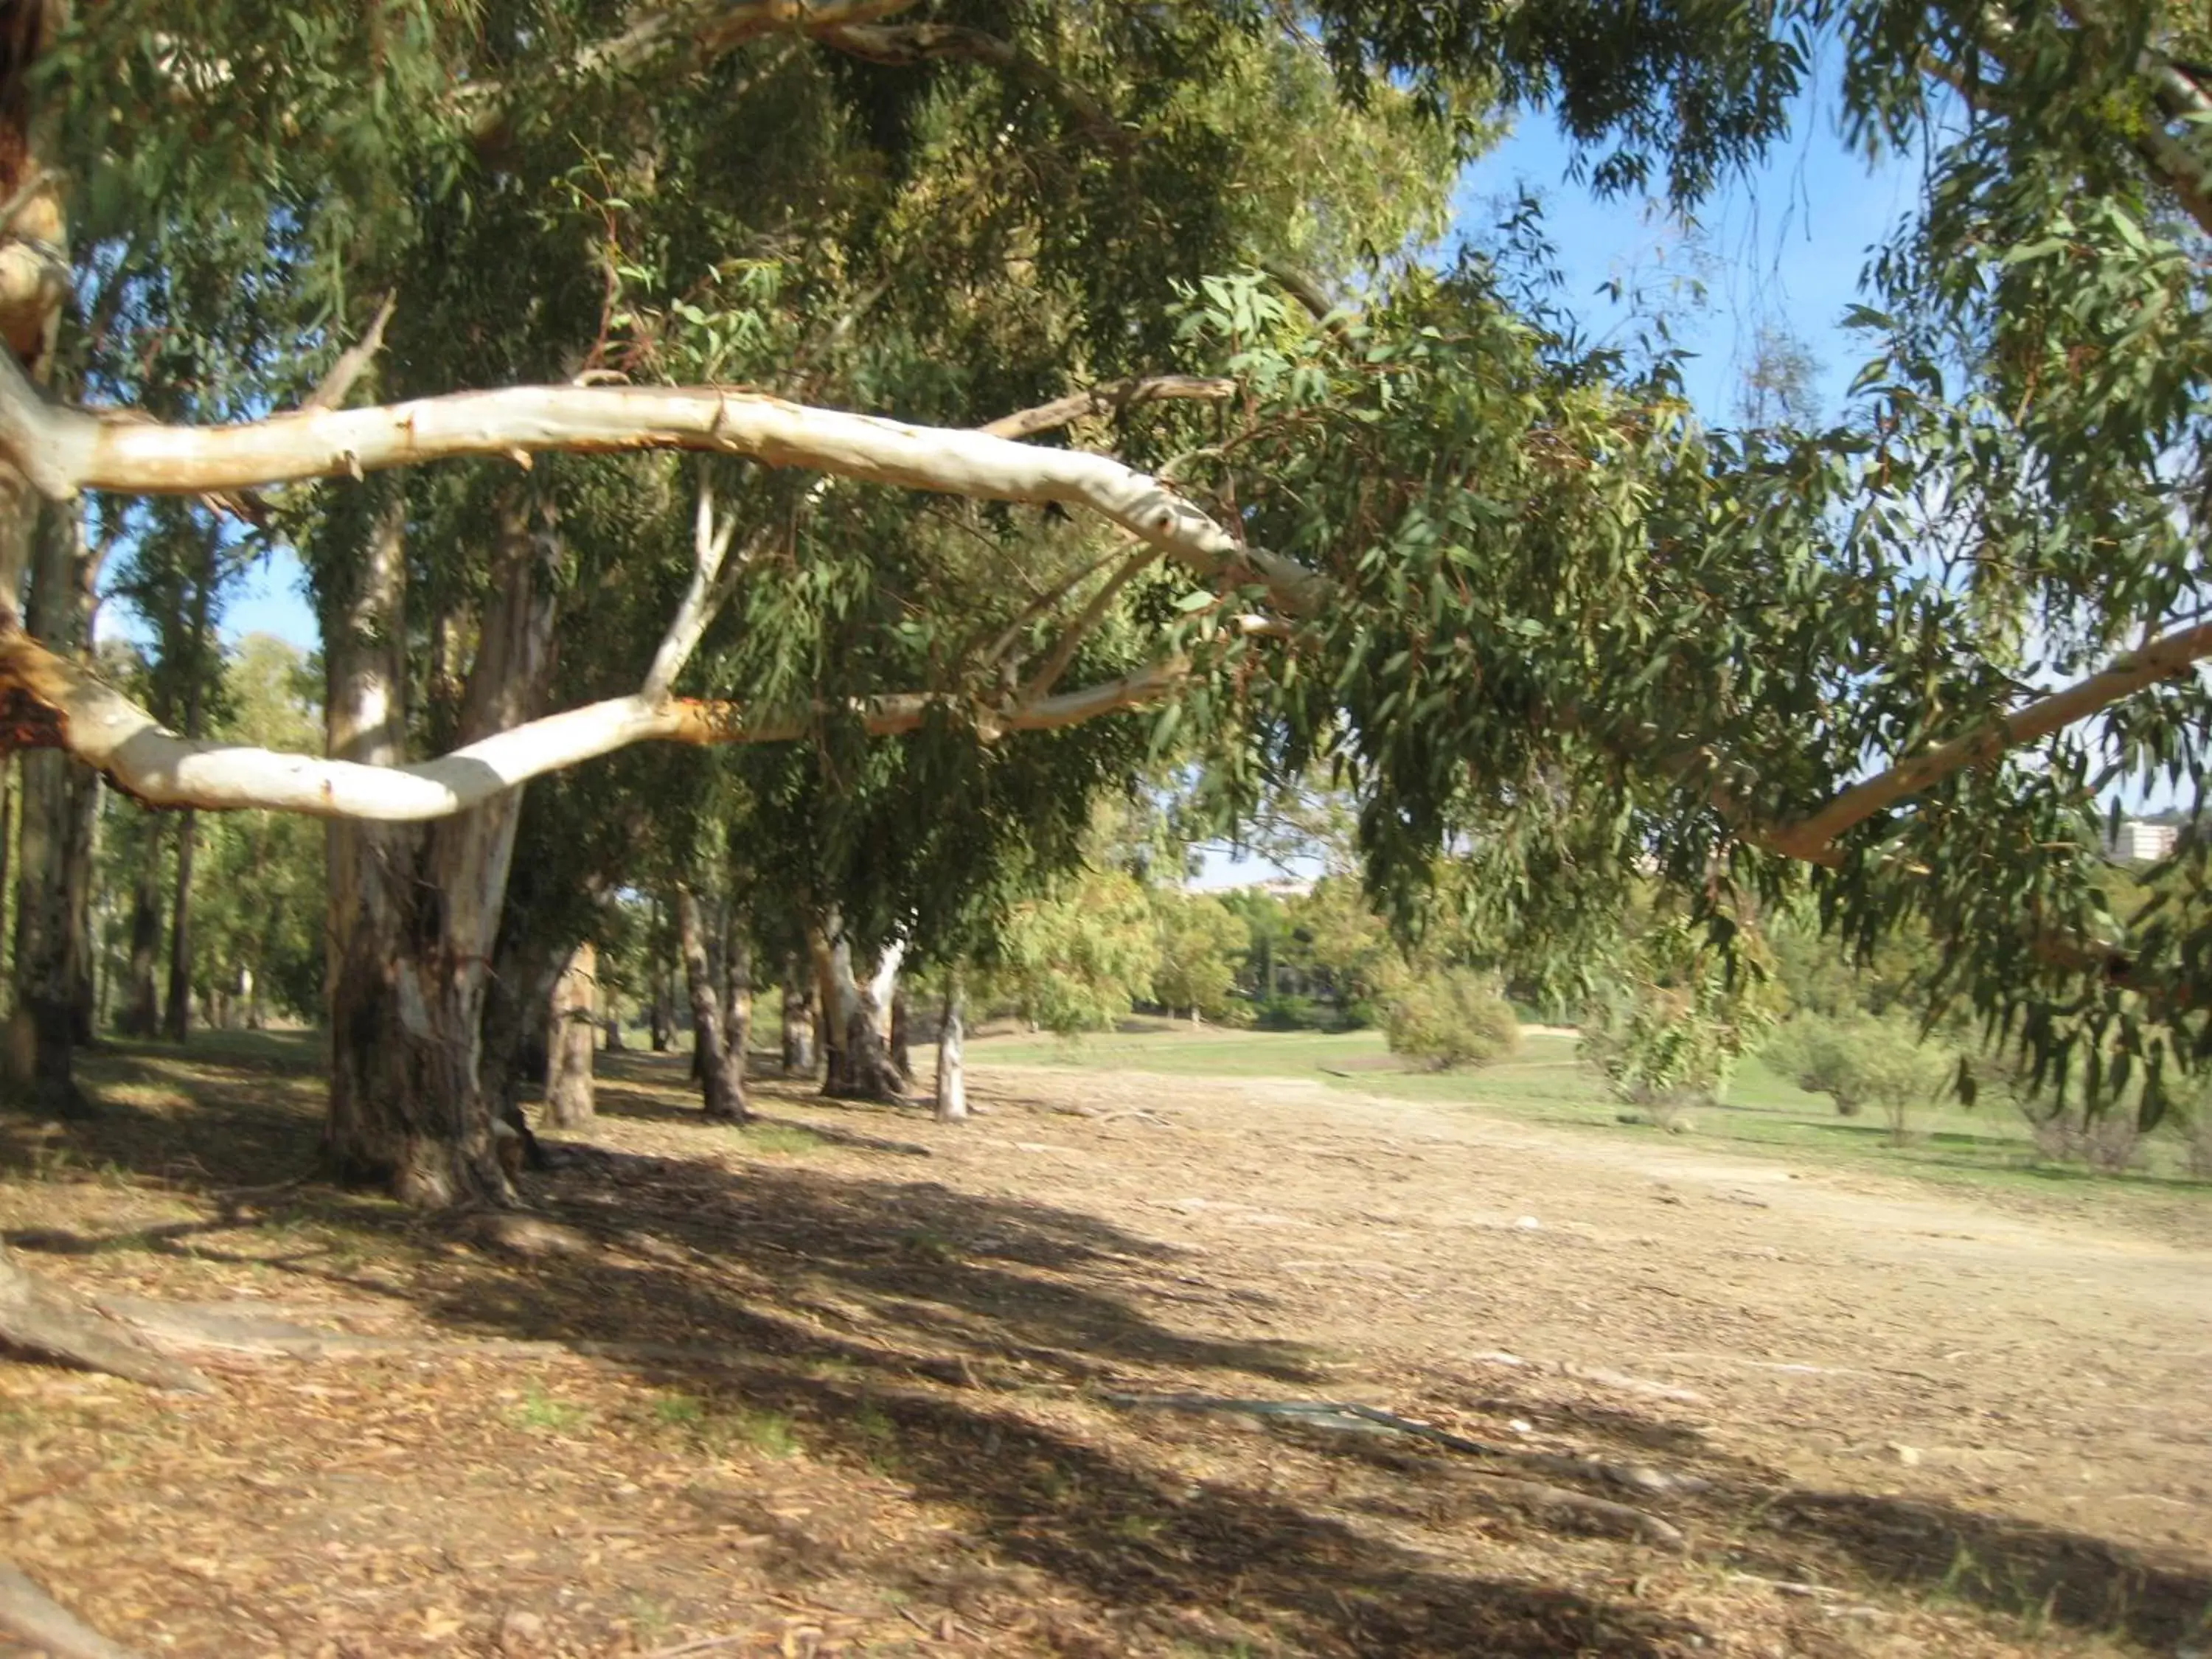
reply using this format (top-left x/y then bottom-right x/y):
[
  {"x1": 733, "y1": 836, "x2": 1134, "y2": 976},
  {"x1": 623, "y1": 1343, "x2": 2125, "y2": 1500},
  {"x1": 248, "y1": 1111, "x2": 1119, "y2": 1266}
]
[
  {"x1": 323, "y1": 498, "x2": 560, "y2": 1206},
  {"x1": 823, "y1": 928, "x2": 905, "y2": 1102}
]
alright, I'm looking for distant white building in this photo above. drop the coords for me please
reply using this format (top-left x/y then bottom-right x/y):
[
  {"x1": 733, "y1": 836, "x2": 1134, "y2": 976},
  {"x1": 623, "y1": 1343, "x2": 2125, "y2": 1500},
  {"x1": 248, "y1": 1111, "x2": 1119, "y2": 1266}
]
[{"x1": 2110, "y1": 820, "x2": 2178, "y2": 863}]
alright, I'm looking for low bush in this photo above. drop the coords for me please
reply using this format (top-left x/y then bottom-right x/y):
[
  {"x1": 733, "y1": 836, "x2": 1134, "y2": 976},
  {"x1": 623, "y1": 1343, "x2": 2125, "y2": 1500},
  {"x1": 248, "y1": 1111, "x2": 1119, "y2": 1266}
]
[{"x1": 1383, "y1": 970, "x2": 1520, "y2": 1070}]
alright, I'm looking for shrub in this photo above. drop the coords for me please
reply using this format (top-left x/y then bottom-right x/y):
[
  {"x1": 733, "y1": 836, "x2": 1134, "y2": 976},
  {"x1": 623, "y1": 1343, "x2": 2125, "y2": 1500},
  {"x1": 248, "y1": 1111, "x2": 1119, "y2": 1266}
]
[
  {"x1": 1764, "y1": 1013, "x2": 1952, "y2": 1146},
  {"x1": 1580, "y1": 917, "x2": 1779, "y2": 1107},
  {"x1": 2026, "y1": 1105, "x2": 2143, "y2": 1173},
  {"x1": 1383, "y1": 970, "x2": 1520, "y2": 1070},
  {"x1": 1255, "y1": 992, "x2": 1329, "y2": 1031},
  {"x1": 2180, "y1": 1110, "x2": 2212, "y2": 1182}
]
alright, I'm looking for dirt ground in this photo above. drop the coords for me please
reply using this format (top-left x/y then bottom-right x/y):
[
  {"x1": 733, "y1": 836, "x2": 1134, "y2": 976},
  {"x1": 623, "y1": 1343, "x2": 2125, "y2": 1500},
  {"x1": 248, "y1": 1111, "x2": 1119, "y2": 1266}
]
[{"x1": 3, "y1": 1042, "x2": 2208, "y2": 1658}]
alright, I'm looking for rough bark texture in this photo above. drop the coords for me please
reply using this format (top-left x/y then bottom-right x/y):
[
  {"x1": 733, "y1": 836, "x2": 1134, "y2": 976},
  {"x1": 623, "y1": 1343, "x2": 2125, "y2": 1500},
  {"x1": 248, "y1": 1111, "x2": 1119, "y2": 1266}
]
[
  {"x1": 935, "y1": 977, "x2": 967, "y2": 1123},
  {"x1": 545, "y1": 939, "x2": 597, "y2": 1128},
  {"x1": 675, "y1": 886, "x2": 745, "y2": 1122},
  {"x1": 480, "y1": 922, "x2": 563, "y2": 1167},
  {"x1": 7, "y1": 504, "x2": 89, "y2": 1110},
  {"x1": 779, "y1": 956, "x2": 815, "y2": 1075},
  {"x1": 323, "y1": 498, "x2": 560, "y2": 1206}
]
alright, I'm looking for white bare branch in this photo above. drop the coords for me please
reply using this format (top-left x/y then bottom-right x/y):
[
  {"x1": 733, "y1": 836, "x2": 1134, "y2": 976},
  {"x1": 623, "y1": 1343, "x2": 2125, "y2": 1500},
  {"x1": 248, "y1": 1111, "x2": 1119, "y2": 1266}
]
[
  {"x1": 642, "y1": 473, "x2": 748, "y2": 700},
  {"x1": 0, "y1": 349, "x2": 1326, "y2": 616},
  {"x1": 301, "y1": 293, "x2": 399, "y2": 413},
  {"x1": 1764, "y1": 616, "x2": 2212, "y2": 863},
  {"x1": 0, "y1": 626, "x2": 1184, "y2": 821},
  {"x1": 977, "y1": 375, "x2": 1237, "y2": 441}
]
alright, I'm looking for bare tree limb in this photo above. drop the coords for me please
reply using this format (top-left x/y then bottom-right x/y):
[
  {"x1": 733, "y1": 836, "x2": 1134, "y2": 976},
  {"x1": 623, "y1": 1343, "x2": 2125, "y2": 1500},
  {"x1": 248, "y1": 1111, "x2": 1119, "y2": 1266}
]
[
  {"x1": 641, "y1": 471, "x2": 746, "y2": 700},
  {"x1": 0, "y1": 1244, "x2": 212, "y2": 1394},
  {"x1": 1764, "y1": 618, "x2": 2212, "y2": 861},
  {"x1": 978, "y1": 375, "x2": 1237, "y2": 441},
  {"x1": 300, "y1": 292, "x2": 398, "y2": 413},
  {"x1": 1258, "y1": 257, "x2": 1340, "y2": 325},
  {"x1": 0, "y1": 622, "x2": 1186, "y2": 820},
  {"x1": 0, "y1": 348, "x2": 1327, "y2": 616},
  {"x1": 1927, "y1": 10, "x2": 2212, "y2": 237},
  {"x1": 1023, "y1": 548, "x2": 1160, "y2": 699}
]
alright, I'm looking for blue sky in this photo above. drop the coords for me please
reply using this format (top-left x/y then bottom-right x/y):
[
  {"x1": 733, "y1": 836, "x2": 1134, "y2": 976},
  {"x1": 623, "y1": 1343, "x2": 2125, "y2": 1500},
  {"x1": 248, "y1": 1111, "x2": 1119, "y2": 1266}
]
[{"x1": 1453, "y1": 83, "x2": 1919, "y2": 427}]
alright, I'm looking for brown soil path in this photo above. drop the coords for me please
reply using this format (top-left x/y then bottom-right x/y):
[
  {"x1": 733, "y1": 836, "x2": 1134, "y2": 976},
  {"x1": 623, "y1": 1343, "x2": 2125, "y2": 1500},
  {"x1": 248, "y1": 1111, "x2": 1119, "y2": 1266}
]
[
  {"x1": 1, "y1": 1045, "x2": 2207, "y2": 1658},
  {"x1": 960, "y1": 1066, "x2": 2212, "y2": 1558}
]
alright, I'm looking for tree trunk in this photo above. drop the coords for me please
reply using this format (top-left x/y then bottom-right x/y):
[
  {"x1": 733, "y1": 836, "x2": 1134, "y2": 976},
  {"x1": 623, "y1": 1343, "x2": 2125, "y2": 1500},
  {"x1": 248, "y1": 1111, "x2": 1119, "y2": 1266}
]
[
  {"x1": 7, "y1": 504, "x2": 93, "y2": 1111},
  {"x1": 161, "y1": 810, "x2": 196, "y2": 1041},
  {"x1": 323, "y1": 496, "x2": 560, "y2": 1206},
  {"x1": 822, "y1": 926, "x2": 905, "y2": 1102},
  {"x1": 723, "y1": 914, "x2": 752, "y2": 1080},
  {"x1": 0, "y1": 756, "x2": 12, "y2": 994},
  {"x1": 160, "y1": 525, "x2": 219, "y2": 1045},
  {"x1": 675, "y1": 885, "x2": 745, "y2": 1122},
  {"x1": 544, "y1": 939, "x2": 597, "y2": 1128},
  {"x1": 480, "y1": 925, "x2": 563, "y2": 1168},
  {"x1": 118, "y1": 841, "x2": 161, "y2": 1037},
  {"x1": 935, "y1": 975, "x2": 967, "y2": 1123},
  {"x1": 808, "y1": 920, "x2": 845, "y2": 1091},
  {"x1": 780, "y1": 956, "x2": 815, "y2": 1076},
  {"x1": 64, "y1": 766, "x2": 95, "y2": 1047},
  {"x1": 649, "y1": 914, "x2": 674, "y2": 1051},
  {"x1": 889, "y1": 979, "x2": 913, "y2": 1083},
  {"x1": 603, "y1": 1008, "x2": 624, "y2": 1051}
]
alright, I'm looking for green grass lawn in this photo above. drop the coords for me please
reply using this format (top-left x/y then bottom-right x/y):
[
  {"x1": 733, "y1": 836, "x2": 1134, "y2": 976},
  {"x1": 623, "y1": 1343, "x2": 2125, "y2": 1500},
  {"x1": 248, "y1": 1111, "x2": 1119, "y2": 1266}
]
[{"x1": 967, "y1": 1020, "x2": 2212, "y2": 1202}]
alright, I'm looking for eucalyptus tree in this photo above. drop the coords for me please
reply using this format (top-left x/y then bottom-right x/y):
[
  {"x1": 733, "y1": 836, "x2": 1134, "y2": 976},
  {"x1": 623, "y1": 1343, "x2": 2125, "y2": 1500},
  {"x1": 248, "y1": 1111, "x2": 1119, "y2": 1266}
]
[{"x1": 0, "y1": 0, "x2": 2207, "y2": 1420}]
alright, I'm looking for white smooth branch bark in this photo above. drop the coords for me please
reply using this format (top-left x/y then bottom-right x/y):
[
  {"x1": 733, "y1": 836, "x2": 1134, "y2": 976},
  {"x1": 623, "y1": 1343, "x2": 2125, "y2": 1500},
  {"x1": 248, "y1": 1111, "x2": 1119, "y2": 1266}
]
[
  {"x1": 2, "y1": 629, "x2": 1187, "y2": 820},
  {"x1": 0, "y1": 352, "x2": 1324, "y2": 614}
]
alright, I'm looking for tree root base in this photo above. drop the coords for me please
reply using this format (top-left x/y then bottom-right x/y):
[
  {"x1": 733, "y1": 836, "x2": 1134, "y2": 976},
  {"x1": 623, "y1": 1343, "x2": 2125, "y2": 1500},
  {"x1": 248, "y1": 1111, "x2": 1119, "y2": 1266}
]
[
  {"x1": 0, "y1": 1559, "x2": 149, "y2": 1659},
  {"x1": 0, "y1": 1249, "x2": 213, "y2": 1393}
]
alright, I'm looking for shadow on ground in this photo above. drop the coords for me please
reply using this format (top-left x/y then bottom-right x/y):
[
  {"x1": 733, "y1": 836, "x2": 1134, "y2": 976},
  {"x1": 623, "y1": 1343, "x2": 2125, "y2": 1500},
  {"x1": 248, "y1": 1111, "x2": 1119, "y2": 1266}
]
[{"x1": 4, "y1": 1035, "x2": 2208, "y2": 1654}]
